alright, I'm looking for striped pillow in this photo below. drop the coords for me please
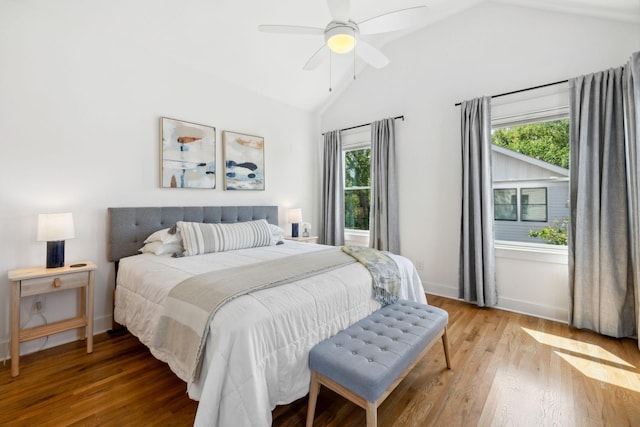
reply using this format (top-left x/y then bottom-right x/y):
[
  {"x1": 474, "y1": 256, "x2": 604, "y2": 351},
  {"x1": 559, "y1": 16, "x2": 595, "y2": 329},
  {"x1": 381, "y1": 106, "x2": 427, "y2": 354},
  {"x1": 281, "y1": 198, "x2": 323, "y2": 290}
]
[{"x1": 177, "y1": 219, "x2": 273, "y2": 256}]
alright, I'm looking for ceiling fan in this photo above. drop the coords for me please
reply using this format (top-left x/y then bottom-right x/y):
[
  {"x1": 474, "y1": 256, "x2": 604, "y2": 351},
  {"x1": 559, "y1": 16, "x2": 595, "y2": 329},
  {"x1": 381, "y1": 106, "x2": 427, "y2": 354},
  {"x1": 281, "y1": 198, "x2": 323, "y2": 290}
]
[{"x1": 259, "y1": 0, "x2": 428, "y2": 71}]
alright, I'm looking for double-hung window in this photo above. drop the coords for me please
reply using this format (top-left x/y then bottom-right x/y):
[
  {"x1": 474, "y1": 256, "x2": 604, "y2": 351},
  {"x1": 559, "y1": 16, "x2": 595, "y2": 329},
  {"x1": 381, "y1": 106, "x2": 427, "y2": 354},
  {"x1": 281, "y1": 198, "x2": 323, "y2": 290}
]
[
  {"x1": 342, "y1": 127, "x2": 372, "y2": 235},
  {"x1": 344, "y1": 148, "x2": 371, "y2": 230},
  {"x1": 491, "y1": 108, "x2": 569, "y2": 245}
]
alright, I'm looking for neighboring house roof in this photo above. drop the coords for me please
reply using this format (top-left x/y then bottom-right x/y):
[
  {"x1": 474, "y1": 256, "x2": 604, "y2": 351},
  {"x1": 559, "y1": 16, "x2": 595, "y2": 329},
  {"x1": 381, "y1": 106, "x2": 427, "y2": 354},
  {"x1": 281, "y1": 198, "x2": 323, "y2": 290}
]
[{"x1": 492, "y1": 145, "x2": 569, "y2": 182}]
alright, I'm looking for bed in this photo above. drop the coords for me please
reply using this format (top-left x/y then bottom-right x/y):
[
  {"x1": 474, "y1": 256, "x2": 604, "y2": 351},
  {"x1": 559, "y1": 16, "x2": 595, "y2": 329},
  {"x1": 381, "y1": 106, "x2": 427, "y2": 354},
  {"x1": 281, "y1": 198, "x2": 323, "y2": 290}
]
[{"x1": 108, "y1": 206, "x2": 427, "y2": 426}]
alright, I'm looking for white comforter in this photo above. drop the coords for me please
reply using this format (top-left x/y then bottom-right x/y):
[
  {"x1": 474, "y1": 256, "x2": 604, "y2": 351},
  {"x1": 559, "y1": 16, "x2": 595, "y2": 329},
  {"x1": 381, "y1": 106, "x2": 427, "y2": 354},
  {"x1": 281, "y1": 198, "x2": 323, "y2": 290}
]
[{"x1": 115, "y1": 241, "x2": 426, "y2": 426}]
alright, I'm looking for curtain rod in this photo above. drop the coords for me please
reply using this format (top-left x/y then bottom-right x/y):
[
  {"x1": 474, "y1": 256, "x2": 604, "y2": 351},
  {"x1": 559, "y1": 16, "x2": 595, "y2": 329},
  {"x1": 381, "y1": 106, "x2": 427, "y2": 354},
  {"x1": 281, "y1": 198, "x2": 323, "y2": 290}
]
[
  {"x1": 322, "y1": 115, "x2": 404, "y2": 136},
  {"x1": 454, "y1": 80, "x2": 569, "y2": 107}
]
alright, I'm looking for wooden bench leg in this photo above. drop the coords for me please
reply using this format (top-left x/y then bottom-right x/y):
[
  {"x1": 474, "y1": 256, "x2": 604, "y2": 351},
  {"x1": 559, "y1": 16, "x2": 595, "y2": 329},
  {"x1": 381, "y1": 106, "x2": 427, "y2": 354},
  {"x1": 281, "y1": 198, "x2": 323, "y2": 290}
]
[
  {"x1": 365, "y1": 400, "x2": 377, "y2": 427},
  {"x1": 306, "y1": 371, "x2": 321, "y2": 427},
  {"x1": 442, "y1": 327, "x2": 452, "y2": 369}
]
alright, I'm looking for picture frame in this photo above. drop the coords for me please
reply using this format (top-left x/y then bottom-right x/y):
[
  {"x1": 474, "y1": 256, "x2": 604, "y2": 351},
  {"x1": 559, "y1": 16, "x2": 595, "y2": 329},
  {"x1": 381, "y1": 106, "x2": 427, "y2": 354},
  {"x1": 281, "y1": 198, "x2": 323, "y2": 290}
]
[
  {"x1": 222, "y1": 130, "x2": 265, "y2": 191},
  {"x1": 160, "y1": 117, "x2": 216, "y2": 189}
]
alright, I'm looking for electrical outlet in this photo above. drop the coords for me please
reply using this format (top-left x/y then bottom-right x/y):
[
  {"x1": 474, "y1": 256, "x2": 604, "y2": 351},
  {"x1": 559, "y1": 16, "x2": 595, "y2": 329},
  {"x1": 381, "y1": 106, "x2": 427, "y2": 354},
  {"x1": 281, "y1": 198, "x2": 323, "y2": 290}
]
[{"x1": 32, "y1": 297, "x2": 46, "y2": 314}]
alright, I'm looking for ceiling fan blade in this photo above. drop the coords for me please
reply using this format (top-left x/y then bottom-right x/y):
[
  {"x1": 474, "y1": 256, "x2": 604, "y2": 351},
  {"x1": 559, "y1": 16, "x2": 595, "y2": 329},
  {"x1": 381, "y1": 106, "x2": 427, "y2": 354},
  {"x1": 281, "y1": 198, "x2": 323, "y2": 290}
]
[
  {"x1": 358, "y1": 6, "x2": 428, "y2": 35},
  {"x1": 327, "y1": 0, "x2": 350, "y2": 23},
  {"x1": 355, "y1": 40, "x2": 389, "y2": 69},
  {"x1": 303, "y1": 45, "x2": 329, "y2": 71},
  {"x1": 258, "y1": 25, "x2": 324, "y2": 35}
]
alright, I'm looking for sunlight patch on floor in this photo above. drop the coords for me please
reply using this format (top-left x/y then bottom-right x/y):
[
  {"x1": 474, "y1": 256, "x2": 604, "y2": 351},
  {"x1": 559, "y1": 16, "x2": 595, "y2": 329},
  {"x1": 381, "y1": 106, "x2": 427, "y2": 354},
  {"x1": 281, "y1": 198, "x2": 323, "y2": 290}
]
[
  {"x1": 522, "y1": 327, "x2": 640, "y2": 392},
  {"x1": 522, "y1": 327, "x2": 633, "y2": 367},
  {"x1": 553, "y1": 351, "x2": 640, "y2": 392}
]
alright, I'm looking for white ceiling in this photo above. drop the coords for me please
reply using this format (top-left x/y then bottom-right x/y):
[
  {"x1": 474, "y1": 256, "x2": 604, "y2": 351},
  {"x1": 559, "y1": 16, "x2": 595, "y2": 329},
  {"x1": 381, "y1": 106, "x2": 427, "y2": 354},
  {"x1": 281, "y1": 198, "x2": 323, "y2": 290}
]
[{"x1": 158, "y1": 0, "x2": 640, "y2": 112}]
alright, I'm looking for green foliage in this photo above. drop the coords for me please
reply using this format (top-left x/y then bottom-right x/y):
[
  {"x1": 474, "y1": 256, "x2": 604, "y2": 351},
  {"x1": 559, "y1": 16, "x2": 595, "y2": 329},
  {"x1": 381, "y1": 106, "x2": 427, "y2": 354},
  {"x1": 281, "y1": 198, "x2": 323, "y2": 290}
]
[
  {"x1": 344, "y1": 149, "x2": 370, "y2": 187},
  {"x1": 492, "y1": 119, "x2": 570, "y2": 169},
  {"x1": 344, "y1": 149, "x2": 371, "y2": 230},
  {"x1": 345, "y1": 189, "x2": 370, "y2": 230},
  {"x1": 528, "y1": 217, "x2": 568, "y2": 245}
]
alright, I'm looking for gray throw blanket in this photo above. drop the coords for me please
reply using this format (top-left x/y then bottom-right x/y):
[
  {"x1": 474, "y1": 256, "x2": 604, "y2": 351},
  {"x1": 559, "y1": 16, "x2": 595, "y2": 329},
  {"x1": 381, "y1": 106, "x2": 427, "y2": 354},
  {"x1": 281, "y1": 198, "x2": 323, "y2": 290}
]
[
  {"x1": 342, "y1": 245, "x2": 401, "y2": 305},
  {"x1": 153, "y1": 247, "x2": 356, "y2": 382}
]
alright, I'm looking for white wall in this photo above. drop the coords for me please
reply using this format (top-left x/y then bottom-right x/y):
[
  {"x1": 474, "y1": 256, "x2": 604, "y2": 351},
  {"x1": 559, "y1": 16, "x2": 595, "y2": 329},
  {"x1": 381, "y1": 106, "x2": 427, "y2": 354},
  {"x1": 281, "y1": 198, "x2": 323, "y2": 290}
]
[
  {"x1": 0, "y1": 2, "x2": 319, "y2": 358},
  {"x1": 320, "y1": 2, "x2": 640, "y2": 321}
]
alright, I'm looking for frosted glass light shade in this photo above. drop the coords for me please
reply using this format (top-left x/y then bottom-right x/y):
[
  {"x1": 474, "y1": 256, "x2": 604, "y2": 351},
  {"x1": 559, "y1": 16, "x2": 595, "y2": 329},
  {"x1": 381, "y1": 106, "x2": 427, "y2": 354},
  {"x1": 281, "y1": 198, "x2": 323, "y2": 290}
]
[
  {"x1": 327, "y1": 33, "x2": 355, "y2": 54},
  {"x1": 325, "y1": 25, "x2": 356, "y2": 54},
  {"x1": 287, "y1": 208, "x2": 303, "y2": 224},
  {"x1": 37, "y1": 213, "x2": 75, "y2": 242}
]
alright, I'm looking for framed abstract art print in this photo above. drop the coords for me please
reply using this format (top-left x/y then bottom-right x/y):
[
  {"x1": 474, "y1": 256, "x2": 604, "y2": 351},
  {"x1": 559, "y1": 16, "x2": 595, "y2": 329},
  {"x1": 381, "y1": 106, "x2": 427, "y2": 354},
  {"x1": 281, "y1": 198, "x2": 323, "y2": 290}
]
[
  {"x1": 160, "y1": 117, "x2": 216, "y2": 189},
  {"x1": 222, "y1": 130, "x2": 265, "y2": 190}
]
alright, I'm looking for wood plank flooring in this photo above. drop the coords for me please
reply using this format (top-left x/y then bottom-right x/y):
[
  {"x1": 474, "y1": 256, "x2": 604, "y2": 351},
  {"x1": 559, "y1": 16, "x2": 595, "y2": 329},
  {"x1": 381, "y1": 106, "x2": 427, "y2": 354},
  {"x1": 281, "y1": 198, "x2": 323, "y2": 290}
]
[{"x1": 2, "y1": 295, "x2": 640, "y2": 426}]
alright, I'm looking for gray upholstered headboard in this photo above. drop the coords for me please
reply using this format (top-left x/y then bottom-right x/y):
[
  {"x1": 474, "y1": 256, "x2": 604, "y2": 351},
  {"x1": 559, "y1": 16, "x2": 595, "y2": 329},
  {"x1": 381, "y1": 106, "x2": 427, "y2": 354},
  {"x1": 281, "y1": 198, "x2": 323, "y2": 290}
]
[{"x1": 108, "y1": 206, "x2": 279, "y2": 261}]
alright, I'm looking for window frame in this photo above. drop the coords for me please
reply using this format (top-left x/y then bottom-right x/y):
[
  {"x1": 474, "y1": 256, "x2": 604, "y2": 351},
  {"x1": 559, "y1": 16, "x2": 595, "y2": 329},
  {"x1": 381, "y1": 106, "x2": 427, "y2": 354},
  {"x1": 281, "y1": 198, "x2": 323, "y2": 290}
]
[
  {"x1": 491, "y1": 106, "x2": 570, "y2": 248},
  {"x1": 520, "y1": 187, "x2": 548, "y2": 222},
  {"x1": 342, "y1": 127, "x2": 372, "y2": 233},
  {"x1": 493, "y1": 188, "x2": 518, "y2": 221}
]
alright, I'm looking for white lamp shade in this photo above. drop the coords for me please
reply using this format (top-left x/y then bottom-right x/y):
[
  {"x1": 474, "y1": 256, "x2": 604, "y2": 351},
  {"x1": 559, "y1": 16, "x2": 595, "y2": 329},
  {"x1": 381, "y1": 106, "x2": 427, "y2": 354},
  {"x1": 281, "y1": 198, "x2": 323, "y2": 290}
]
[
  {"x1": 287, "y1": 208, "x2": 303, "y2": 224},
  {"x1": 37, "y1": 213, "x2": 75, "y2": 241}
]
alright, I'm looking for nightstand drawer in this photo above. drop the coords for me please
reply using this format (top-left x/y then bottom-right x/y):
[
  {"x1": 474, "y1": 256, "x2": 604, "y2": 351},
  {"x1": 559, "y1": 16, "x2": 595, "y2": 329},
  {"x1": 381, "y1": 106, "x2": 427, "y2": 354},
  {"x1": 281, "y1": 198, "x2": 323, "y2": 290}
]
[{"x1": 21, "y1": 272, "x2": 88, "y2": 297}]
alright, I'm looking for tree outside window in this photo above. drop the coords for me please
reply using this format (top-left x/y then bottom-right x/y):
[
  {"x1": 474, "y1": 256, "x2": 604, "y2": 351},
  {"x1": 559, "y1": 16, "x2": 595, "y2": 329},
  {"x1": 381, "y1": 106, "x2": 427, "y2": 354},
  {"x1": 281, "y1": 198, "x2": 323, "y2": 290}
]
[
  {"x1": 344, "y1": 148, "x2": 371, "y2": 230},
  {"x1": 492, "y1": 120, "x2": 569, "y2": 168}
]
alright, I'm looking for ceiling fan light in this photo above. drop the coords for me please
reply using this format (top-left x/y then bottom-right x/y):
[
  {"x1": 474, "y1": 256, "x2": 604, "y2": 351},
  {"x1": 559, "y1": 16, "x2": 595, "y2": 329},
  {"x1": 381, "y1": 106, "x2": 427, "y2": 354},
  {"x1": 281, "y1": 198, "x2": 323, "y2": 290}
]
[
  {"x1": 325, "y1": 26, "x2": 356, "y2": 54},
  {"x1": 327, "y1": 33, "x2": 355, "y2": 54}
]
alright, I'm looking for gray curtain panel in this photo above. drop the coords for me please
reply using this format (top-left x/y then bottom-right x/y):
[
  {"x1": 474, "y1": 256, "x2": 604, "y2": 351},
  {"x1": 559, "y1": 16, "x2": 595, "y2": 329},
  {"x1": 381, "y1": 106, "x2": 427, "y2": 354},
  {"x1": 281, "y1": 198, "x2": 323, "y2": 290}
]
[
  {"x1": 626, "y1": 52, "x2": 640, "y2": 345},
  {"x1": 459, "y1": 96, "x2": 497, "y2": 307},
  {"x1": 370, "y1": 118, "x2": 400, "y2": 253},
  {"x1": 321, "y1": 130, "x2": 345, "y2": 245},
  {"x1": 569, "y1": 51, "x2": 640, "y2": 342}
]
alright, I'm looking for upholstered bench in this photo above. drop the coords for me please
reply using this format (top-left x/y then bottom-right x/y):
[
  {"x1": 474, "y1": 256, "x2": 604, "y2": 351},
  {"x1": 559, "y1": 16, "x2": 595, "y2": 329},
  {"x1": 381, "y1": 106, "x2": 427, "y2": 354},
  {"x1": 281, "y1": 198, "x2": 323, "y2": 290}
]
[{"x1": 306, "y1": 300, "x2": 451, "y2": 427}]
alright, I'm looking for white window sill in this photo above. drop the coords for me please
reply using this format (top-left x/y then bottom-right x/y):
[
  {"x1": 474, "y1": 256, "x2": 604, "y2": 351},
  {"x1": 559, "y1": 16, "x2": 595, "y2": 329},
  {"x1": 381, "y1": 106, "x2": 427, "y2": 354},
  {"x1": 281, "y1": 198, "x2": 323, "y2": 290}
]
[
  {"x1": 495, "y1": 240, "x2": 568, "y2": 264},
  {"x1": 345, "y1": 229, "x2": 369, "y2": 236},
  {"x1": 345, "y1": 229, "x2": 369, "y2": 246}
]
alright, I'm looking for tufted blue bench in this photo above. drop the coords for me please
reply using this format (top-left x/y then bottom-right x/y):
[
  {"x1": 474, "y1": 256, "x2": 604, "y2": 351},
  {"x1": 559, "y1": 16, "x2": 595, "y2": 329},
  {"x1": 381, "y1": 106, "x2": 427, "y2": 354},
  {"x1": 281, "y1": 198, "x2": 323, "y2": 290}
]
[{"x1": 306, "y1": 300, "x2": 451, "y2": 427}]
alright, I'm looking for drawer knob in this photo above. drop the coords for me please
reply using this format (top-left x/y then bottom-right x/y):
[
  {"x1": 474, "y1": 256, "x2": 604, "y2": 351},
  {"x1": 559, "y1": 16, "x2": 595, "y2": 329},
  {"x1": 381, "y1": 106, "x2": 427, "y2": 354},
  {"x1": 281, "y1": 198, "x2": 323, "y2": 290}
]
[{"x1": 53, "y1": 278, "x2": 61, "y2": 288}]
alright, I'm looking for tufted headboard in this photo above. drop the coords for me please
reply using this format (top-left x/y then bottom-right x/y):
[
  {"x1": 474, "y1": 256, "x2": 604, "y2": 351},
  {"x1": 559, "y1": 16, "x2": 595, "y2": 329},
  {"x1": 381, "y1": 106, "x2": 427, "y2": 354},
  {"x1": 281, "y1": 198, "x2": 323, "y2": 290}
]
[{"x1": 108, "y1": 206, "x2": 279, "y2": 262}]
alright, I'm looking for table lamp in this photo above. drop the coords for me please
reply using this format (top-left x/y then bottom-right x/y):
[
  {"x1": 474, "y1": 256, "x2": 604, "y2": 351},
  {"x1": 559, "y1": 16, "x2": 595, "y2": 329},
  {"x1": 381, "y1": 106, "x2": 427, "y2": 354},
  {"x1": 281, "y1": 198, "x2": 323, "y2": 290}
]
[
  {"x1": 287, "y1": 208, "x2": 303, "y2": 238},
  {"x1": 37, "y1": 213, "x2": 75, "y2": 268}
]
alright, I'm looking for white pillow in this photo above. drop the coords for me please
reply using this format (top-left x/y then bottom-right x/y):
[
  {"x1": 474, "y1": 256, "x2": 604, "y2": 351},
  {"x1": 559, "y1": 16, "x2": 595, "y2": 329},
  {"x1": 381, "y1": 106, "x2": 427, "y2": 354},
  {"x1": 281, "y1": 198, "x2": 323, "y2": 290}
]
[
  {"x1": 139, "y1": 241, "x2": 183, "y2": 256},
  {"x1": 268, "y1": 224, "x2": 285, "y2": 245},
  {"x1": 177, "y1": 219, "x2": 273, "y2": 256},
  {"x1": 143, "y1": 227, "x2": 181, "y2": 245}
]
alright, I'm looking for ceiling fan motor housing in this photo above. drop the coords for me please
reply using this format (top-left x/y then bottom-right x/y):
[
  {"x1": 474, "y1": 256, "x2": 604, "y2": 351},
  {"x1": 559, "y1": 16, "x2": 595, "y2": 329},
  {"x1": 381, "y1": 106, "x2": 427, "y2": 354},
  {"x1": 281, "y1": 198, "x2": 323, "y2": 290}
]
[{"x1": 324, "y1": 21, "x2": 359, "y2": 54}]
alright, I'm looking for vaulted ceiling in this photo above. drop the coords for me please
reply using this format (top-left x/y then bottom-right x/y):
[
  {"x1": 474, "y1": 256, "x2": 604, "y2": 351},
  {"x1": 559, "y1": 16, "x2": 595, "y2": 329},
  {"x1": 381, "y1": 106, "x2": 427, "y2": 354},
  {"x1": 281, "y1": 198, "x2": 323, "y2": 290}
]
[{"x1": 128, "y1": 0, "x2": 640, "y2": 112}]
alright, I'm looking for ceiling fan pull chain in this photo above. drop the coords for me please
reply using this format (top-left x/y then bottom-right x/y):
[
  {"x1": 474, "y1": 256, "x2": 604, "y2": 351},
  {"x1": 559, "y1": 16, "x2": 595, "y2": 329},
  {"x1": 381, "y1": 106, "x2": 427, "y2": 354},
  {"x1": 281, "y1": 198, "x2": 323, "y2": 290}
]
[
  {"x1": 353, "y1": 33, "x2": 356, "y2": 80},
  {"x1": 329, "y1": 51, "x2": 333, "y2": 92}
]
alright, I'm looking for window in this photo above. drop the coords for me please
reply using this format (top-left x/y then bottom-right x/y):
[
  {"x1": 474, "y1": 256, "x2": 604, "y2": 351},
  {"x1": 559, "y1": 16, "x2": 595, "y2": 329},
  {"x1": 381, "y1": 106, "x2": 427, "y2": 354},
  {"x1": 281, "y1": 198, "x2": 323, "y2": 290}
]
[
  {"x1": 491, "y1": 116, "x2": 569, "y2": 245},
  {"x1": 344, "y1": 148, "x2": 370, "y2": 230},
  {"x1": 494, "y1": 188, "x2": 517, "y2": 221},
  {"x1": 494, "y1": 187, "x2": 548, "y2": 222},
  {"x1": 521, "y1": 188, "x2": 547, "y2": 222}
]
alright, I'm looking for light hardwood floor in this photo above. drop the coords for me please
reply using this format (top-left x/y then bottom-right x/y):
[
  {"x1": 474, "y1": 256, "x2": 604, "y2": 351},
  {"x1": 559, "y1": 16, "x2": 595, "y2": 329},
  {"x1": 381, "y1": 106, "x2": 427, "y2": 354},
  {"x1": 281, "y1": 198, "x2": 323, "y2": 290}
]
[{"x1": 2, "y1": 295, "x2": 640, "y2": 426}]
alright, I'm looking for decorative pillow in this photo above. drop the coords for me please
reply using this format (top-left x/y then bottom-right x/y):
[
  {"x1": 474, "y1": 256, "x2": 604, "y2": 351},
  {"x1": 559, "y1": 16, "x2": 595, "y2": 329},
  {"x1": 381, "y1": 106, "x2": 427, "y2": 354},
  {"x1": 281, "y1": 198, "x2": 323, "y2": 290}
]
[
  {"x1": 144, "y1": 227, "x2": 181, "y2": 245},
  {"x1": 139, "y1": 241, "x2": 183, "y2": 256},
  {"x1": 177, "y1": 219, "x2": 273, "y2": 256},
  {"x1": 268, "y1": 223, "x2": 285, "y2": 245}
]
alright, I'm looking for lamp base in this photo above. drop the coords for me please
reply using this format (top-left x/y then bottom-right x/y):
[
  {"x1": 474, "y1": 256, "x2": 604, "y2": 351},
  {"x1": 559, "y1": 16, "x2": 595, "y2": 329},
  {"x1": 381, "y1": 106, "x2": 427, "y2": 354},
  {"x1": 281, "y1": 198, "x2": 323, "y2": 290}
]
[
  {"x1": 291, "y1": 223, "x2": 299, "y2": 238},
  {"x1": 46, "y1": 240, "x2": 65, "y2": 268}
]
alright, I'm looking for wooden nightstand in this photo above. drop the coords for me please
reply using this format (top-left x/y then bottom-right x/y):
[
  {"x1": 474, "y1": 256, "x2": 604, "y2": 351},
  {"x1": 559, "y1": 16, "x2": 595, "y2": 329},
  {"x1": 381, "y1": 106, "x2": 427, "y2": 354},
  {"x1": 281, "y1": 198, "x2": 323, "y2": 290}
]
[
  {"x1": 285, "y1": 236, "x2": 319, "y2": 244},
  {"x1": 8, "y1": 261, "x2": 96, "y2": 377}
]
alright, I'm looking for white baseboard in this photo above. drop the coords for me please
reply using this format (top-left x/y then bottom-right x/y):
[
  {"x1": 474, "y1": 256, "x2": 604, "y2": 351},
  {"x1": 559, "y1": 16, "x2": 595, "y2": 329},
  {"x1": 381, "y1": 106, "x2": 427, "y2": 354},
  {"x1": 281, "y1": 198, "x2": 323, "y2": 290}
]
[
  {"x1": 0, "y1": 314, "x2": 113, "y2": 363},
  {"x1": 422, "y1": 280, "x2": 568, "y2": 324},
  {"x1": 423, "y1": 281, "x2": 459, "y2": 300},
  {"x1": 496, "y1": 296, "x2": 568, "y2": 323}
]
